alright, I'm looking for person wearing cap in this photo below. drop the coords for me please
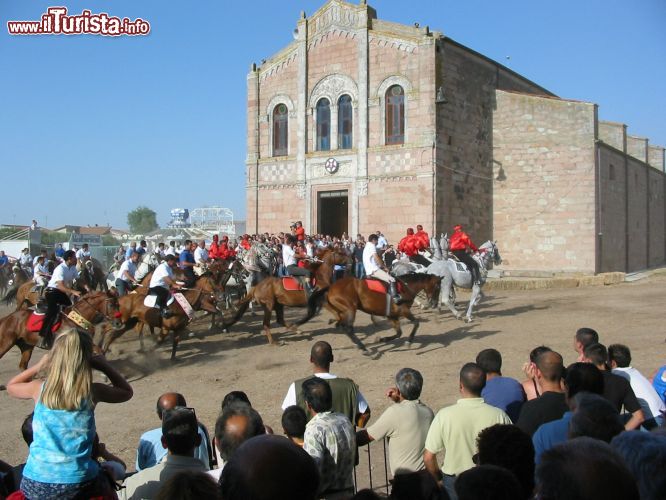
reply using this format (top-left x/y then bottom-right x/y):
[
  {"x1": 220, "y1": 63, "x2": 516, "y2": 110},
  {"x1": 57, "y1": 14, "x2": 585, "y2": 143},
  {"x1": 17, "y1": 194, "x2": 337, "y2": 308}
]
[
  {"x1": 219, "y1": 235, "x2": 236, "y2": 260},
  {"x1": 450, "y1": 224, "x2": 480, "y2": 285},
  {"x1": 397, "y1": 228, "x2": 418, "y2": 260},
  {"x1": 410, "y1": 225, "x2": 431, "y2": 267}
]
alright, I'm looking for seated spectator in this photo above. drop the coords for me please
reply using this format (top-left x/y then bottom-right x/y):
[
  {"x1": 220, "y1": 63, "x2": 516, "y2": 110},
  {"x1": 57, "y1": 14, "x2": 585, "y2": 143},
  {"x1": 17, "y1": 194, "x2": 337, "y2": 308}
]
[
  {"x1": 609, "y1": 344, "x2": 666, "y2": 429},
  {"x1": 651, "y1": 364, "x2": 666, "y2": 405},
  {"x1": 155, "y1": 470, "x2": 219, "y2": 500},
  {"x1": 611, "y1": 431, "x2": 666, "y2": 500},
  {"x1": 454, "y1": 465, "x2": 522, "y2": 500},
  {"x1": 282, "y1": 405, "x2": 307, "y2": 447},
  {"x1": 516, "y1": 350, "x2": 567, "y2": 436},
  {"x1": 135, "y1": 392, "x2": 213, "y2": 471},
  {"x1": 6, "y1": 329, "x2": 132, "y2": 500},
  {"x1": 221, "y1": 391, "x2": 251, "y2": 411},
  {"x1": 583, "y1": 343, "x2": 644, "y2": 430},
  {"x1": 219, "y1": 434, "x2": 319, "y2": 500},
  {"x1": 476, "y1": 349, "x2": 525, "y2": 422},
  {"x1": 568, "y1": 393, "x2": 624, "y2": 443},
  {"x1": 475, "y1": 424, "x2": 534, "y2": 500},
  {"x1": 208, "y1": 403, "x2": 265, "y2": 481},
  {"x1": 535, "y1": 437, "x2": 639, "y2": 500},
  {"x1": 573, "y1": 327, "x2": 599, "y2": 362},
  {"x1": 302, "y1": 377, "x2": 356, "y2": 499},
  {"x1": 532, "y1": 362, "x2": 604, "y2": 464},
  {"x1": 121, "y1": 407, "x2": 206, "y2": 499},
  {"x1": 424, "y1": 363, "x2": 511, "y2": 499},
  {"x1": 282, "y1": 341, "x2": 370, "y2": 427},
  {"x1": 357, "y1": 368, "x2": 434, "y2": 476},
  {"x1": 520, "y1": 346, "x2": 552, "y2": 401},
  {"x1": 9, "y1": 413, "x2": 34, "y2": 493}
]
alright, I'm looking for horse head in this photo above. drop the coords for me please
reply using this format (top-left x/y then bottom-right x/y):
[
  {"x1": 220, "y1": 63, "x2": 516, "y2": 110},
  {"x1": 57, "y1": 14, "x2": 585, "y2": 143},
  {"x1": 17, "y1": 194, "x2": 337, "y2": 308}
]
[
  {"x1": 72, "y1": 290, "x2": 122, "y2": 329},
  {"x1": 478, "y1": 241, "x2": 502, "y2": 268}
]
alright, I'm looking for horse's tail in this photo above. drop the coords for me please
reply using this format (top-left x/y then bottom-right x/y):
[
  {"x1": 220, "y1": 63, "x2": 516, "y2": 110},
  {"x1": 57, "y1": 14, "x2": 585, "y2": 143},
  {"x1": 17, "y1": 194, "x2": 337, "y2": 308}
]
[
  {"x1": 296, "y1": 286, "x2": 329, "y2": 326},
  {"x1": 2, "y1": 286, "x2": 18, "y2": 305},
  {"x1": 222, "y1": 287, "x2": 255, "y2": 329}
]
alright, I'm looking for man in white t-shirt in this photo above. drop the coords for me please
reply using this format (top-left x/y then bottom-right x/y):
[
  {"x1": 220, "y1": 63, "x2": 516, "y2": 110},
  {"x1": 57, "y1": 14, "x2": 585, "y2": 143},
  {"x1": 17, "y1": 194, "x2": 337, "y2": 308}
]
[
  {"x1": 194, "y1": 240, "x2": 209, "y2": 265},
  {"x1": 116, "y1": 251, "x2": 140, "y2": 296},
  {"x1": 363, "y1": 234, "x2": 401, "y2": 303},
  {"x1": 148, "y1": 255, "x2": 182, "y2": 317},
  {"x1": 609, "y1": 343, "x2": 665, "y2": 429},
  {"x1": 75, "y1": 243, "x2": 91, "y2": 271},
  {"x1": 18, "y1": 248, "x2": 33, "y2": 274},
  {"x1": 282, "y1": 236, "x2": 312, "y2": 292},
  {"x1": 33, "y1": 256, "x2": 51, "y2": 288}
]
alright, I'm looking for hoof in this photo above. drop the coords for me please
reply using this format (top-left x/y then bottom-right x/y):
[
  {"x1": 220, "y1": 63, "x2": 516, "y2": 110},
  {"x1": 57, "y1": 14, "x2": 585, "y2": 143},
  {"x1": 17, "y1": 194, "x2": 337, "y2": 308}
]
[
  {"x1": 222, "y1": 328, "x2": 229, "y2": 333},
  {"x1": 362, "y1": 349, "x2": 372, "y2": 357},
  {"x1": 405, "y1": 341, "x2": 412, "y2": 347},
  {"x1": 465, "y1": 317, "x2": 473, "y2": 323}
]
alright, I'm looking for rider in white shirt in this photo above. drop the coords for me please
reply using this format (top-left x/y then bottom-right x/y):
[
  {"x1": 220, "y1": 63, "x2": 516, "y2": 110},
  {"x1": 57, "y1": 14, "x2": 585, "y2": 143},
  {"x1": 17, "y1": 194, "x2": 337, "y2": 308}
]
[
  {"x1": 363, "y1": 234, "x2": 401, "y2": 303},
  {"x1": 33, "y1": 256, "x2": 50, "y2": 288},
  {"x1": 75, "y1": 243, "x2": 91, "y2": 271},
  {"x1": 194, "y1": 240, "x2": 209, "y2": 265},
  {"x1": 116, "y1": 251, "x2": 140, "y2": 296},
  {"x1": 148, "y1": 255, "x2": 182, "y2": 317},
  {"x1": 19, "y1": 248, "x2": 33, "y2": 274}
]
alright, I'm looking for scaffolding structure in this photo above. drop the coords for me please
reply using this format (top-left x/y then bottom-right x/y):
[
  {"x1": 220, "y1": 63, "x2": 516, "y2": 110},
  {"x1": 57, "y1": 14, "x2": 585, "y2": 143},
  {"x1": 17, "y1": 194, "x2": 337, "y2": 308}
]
[{"x1": 189, "y1": 206, "x2": 236, "y2": 236}]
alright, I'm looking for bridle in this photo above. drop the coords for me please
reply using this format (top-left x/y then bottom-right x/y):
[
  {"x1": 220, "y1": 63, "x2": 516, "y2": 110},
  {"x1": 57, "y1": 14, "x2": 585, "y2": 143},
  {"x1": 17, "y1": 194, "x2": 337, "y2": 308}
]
[{"x1": 68, "y1": 293, "x2": 122, "y2": 330}]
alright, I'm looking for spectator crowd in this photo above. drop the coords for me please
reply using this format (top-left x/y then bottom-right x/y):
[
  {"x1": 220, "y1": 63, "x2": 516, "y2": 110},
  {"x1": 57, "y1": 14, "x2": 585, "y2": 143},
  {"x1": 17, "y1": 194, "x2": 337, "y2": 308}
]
[{"x1": 1, "y1": 323, "x2": 665, "y2": 498}]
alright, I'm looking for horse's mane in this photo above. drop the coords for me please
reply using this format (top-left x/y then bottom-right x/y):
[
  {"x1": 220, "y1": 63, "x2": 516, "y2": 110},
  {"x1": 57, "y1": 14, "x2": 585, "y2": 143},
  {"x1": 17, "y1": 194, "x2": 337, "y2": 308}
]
[{"x1": 396, "y1": 272, "x2": 437, "y2": 283}]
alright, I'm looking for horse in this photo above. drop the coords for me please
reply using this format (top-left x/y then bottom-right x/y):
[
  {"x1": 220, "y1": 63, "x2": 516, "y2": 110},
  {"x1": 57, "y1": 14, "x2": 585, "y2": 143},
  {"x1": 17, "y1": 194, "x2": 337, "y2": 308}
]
[
  {"x1": 2, "y1": 260, "x2": 57, "y2": 308},
  {"x1": 221, "y1": 247, "x2": 351, "y2": 345},
  {"x1": 298, "y1": 273, "x2": 441, "y2": 353},
  {"x1": 0, "y1": 291, "x2": 121, "y2": 370},
  {"x1": 426, "y1": 239, "x2": 502, "y2": 322},
  {"x1": 98, "y1": 275, "x2": 221, "y2": 360}
]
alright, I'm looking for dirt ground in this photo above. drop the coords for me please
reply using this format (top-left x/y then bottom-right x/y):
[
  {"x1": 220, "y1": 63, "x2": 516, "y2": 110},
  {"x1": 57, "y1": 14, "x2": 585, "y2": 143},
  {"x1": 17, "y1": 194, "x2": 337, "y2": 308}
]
[{"x1": 1, "y1": 273, "x2": 665, "y2": 494}]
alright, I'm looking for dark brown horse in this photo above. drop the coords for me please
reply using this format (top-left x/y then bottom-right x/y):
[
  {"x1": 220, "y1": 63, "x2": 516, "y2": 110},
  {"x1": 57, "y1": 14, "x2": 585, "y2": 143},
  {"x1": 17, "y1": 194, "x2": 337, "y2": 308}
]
[
  {"x1": 297, "y1": 273, "x2": 441, "y2": 352},
  {"x1": 0, "y1": 291, "x2": 121, "y2": 370},
  {"x1": 98, "y1": 275, "x2": 221, "y2": 359},
  {"x1": 222, "y1": 248, "x2": 351, "y2": 344}
]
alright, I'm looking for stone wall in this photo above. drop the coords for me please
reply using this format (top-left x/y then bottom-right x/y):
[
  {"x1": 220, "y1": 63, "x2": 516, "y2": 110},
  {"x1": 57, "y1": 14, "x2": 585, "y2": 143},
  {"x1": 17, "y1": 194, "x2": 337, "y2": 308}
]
[
  {"x1": 627, "y1": 157, "x2": 648, "y2": 271},
  {"x1": 492, "y1": 90, "x2": 597, "y2": 273},
  {"x1": 648, "y1": 168, "x2": 665, "y2": 267},
  {"x1": 598, "y1": 144, "x2": 627, "y2": 272},
  {"x1": 648, "y1": 145, "x2": 665, "y2": 172},
  {"x1": 599, "y1": 121, "x2": 625, "y2": 151}
]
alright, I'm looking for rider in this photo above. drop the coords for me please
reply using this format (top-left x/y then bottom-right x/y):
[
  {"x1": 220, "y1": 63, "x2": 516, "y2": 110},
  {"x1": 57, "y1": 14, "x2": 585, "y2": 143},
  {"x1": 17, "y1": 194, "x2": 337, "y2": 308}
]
[
  {"x1": 209, "y1": 235, "x2": 221, "y2": 260},
  {"x1": 193, "y1": 240, "x2": 209, "y2": 275},
  {"x1": 33, "y1": 255, "x2": 50, "y2": 290},
  {"x1": 0, "y1": 250, "x2": 9, "y2": 272},
  {"x1": 136, "y1": 240, "x2": 148, "y2": 256},
  {"x1": 75, "y1": 243, "x2": 91, "y2": 271},
  {"x1": 364, "y1": 234, "x2": 401, "y2": 304},
  {"x1": 449, "y1": 224, "x2": 481, "y2": 285},
  {"x1": 54, "y1": 243, "x2": 65, "y2": 262},
  {"x1": 19, "y1": 248, "x2": 33, "y2": 275},
  {"x1": 397, "y1": 228, "x2": 420, "y2": 265},
  {"x1": 293, "y1": 221, "x2": 306, "y2": 242},
  {"x1": 409, "y1": 225, "x2": 431, "y2": 267},
  {"x1": 219, "y1": 236, "x2": 236, "y2": 260},
  {"x1": 148, "y1": 254, "x2": 183, "y2": 318},
  {"x1": 116, "y1": 250, "x2": 140, "y2": 296},
  {"x1": 283, "y1": 235, "x2": 313, "y2": 293},
  {"x1": 38, "y1": 250, "x2": 82, "y2": 348},
  {"x1": 178, "y1": 240, "x2": 197, "y2": 288}
]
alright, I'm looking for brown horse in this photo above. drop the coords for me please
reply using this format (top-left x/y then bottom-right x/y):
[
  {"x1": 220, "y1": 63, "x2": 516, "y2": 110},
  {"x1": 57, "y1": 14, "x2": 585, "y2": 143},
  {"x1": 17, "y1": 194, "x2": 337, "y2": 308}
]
[
  {"x1": 6, "y1": 265, "x2": 90, "y2": 311},
  {"x1": 297, "y1": 273, "x2": 442, "y2": 353},
  {"x1": 222, "y1": 248, "x2": 351, "y2": 344},
  {"x1": 98, "y1": 275, "x2": 221, "y2": 359},
  {"x1": 0, "y1": 291, "x2": 121, "y2": 370}
]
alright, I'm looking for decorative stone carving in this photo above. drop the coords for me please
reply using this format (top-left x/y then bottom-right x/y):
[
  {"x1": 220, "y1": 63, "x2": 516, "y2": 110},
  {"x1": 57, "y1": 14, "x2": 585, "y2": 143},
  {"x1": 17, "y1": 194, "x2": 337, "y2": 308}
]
[
  {"x1": 296, "y1": 183, "x2": 306, "y2": 199},
  {"x1": 356, "y1": 180, "x2": 368, "y2": 196},
  {"x1": 309, "y1": 2, "x2": 359, "y2": 36},
  {"x1": 309, "y1": 74, "x2": 358, "y2": 108}
]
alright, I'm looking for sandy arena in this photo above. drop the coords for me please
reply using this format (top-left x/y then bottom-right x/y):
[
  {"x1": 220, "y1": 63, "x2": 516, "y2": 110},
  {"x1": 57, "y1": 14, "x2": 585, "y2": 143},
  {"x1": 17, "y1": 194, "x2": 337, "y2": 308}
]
[{"x1": 1, "y1": 273, "x2": 665, "y2": 493}]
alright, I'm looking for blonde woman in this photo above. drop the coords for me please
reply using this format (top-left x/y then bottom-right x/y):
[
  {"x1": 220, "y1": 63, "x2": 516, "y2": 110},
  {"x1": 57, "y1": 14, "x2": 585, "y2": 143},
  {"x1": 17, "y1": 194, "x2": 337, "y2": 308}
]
[{"x1": 7, "y1": 328, "x2": 133, "y2": 499}]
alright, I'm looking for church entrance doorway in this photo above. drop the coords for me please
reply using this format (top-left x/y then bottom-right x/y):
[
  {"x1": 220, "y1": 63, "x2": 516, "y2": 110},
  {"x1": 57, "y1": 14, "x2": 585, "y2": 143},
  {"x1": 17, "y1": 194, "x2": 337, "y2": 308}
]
[{"x1": 317, "y1": 190, "x2": 348, "y2": 237}]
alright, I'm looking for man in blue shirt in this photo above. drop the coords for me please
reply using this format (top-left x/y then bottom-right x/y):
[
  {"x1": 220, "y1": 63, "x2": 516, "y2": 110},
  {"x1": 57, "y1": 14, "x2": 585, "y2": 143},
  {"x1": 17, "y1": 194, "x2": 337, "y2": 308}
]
[
  {"x1": 0, "y1": 250, "x2": 9, "y2": 270},
  {"x1": 476, "y1": 348, "x2": 525, "y2": 422},
  {"x1": 179, "y1": 240, "x2": 197, "y2": 287},
  {"x1": 533, "y1": 362, "x2": 605, "y2": 464}
]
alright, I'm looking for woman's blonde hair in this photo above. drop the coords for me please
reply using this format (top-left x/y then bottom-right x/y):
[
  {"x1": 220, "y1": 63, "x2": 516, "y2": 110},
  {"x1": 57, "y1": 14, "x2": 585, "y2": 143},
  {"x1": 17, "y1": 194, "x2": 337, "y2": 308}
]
[{"x1": 41, "y1": 328, "x2": 93, "y2": 410}]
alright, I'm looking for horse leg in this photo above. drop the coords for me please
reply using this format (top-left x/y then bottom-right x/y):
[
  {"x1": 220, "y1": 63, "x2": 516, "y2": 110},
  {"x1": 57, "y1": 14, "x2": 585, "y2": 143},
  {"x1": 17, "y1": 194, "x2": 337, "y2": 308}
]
[
  {"x1": 170, "y1": 329, "x2": 182, "y2": 361},
  {"x1": 370, "y1": 315, "x2": 382, "y2": 327},
  {"x1": 379, "y1": 316, "x2": 403, "y2": 342},
  {"x1": 261, "y1": 305, "x2": 276, "y2": 345},
  {"x1": 18, "y1": 344, "x2": 35, "y2": 371},
  {"x1": 439, "y1": 279, "x2": 461, "y2": 320},
  {"x1": 0, "y1": 334, "x2": 18, "y2": 370},
  {"x1": 405, "y1": 312, "x2": 420, "y2": 345},
  {"x1": 465, "y1": 285, "x2": 481, "y2": 322},
  {"x1": 344, "y1": 323, "x2": 368, "y2": 353}
]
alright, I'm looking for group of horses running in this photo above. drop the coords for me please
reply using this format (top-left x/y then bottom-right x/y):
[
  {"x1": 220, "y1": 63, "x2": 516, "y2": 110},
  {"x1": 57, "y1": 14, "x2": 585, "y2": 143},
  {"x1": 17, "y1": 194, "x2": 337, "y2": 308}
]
[{"x1": 0, "y1": 235, "x2": 501, "y2": 369}]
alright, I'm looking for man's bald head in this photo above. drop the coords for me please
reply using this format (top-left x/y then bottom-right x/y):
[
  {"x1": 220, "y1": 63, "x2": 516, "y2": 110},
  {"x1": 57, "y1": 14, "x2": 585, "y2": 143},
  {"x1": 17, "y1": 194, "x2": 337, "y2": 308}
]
[
  {"x1": 310, "y1": 341, "x2": 333, "y2": 370},
  {"x1": 215, "y1": 403, "x2": 265, "y2": 462},
  {"x1": 156, "y1": 392, "x2": 187, "y2": 419},
  {"x1": 219, "y1": 434, "x2": 319, "y2": 500},
  {"x1": 536, "y1": 351, "x2": 564, "y2": 382}
]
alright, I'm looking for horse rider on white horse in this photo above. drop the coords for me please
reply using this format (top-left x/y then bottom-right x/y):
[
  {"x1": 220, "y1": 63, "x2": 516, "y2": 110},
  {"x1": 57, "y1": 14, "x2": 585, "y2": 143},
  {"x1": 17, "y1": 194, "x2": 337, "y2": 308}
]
[
  {"x1": 364, "y1": 233, "x2": 402, "y2": 304},
  {"x1": 449, "y1": 224, "x2": 481, "y2": 285}
]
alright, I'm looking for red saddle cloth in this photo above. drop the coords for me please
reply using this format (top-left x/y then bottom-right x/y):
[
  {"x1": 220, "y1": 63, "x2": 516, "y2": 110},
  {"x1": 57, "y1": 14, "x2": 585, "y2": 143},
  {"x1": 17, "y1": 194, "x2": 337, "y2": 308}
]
[
  {"x1": 364, "y1": 278, "x2": 388, "y2": 294},
  {"x1": 26, "y1": 312, "x2": 62, "y2": 333},
  {"x1": 282, "y1": 277, "x2": 317, "y2": 291}
]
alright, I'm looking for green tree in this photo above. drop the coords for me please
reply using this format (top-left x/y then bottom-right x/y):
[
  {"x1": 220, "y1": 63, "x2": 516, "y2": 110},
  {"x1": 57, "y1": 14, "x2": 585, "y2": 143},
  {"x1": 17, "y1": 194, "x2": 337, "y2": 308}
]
[{"x1": 127, "y1": 206, "x2": 159, "y2": 235}]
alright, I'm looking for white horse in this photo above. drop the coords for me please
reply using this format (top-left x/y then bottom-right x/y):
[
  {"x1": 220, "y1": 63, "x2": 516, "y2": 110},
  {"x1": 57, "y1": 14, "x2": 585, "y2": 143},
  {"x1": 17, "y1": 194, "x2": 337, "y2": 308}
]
[
  {"x1": 426, "y1": 239, "x2": 502, "y2": 322},
  {"x1": 105, "y1": 252, "x2": 159, "y2": 290}
]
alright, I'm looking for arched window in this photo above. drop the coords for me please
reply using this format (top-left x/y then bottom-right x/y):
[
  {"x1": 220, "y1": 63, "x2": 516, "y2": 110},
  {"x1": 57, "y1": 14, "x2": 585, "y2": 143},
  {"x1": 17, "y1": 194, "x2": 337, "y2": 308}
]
[
  {"x1": 316, "y1": 98, "x2": 331, "y2": 151},
  {"x1": 385, "y1": 85, "x2": 404, "y2": 145},
  {"x1": 273, "y1": 104, "x2": 288, "y2": 156},
  {"x1": 337, "y1": 95, "x2": 353, "y2": 149}
]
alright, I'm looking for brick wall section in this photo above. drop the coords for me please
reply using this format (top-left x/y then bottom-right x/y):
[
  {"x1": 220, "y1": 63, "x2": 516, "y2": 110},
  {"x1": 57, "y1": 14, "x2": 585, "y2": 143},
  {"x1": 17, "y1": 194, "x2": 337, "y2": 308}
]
[
  {"x1": 648, "y1": 168, "x2": 665, "y2": 267},
  {"x1": 626, "y1": 157, "x2": 648, "y2": 272},
  {"x1": 627, "y1": 135, "x2": 648, "y2": 163},
  {"x1": 648, "y1": 145, "x2": 665, "y2": 172},
  {"x1": 598, "y1": 144, "x2": 627, "y2": 271},
  {"x1": 598, "y1": 121, "x2": 625, "y2": 151},
  {"x1": 492, "y1": 91, "x2": 597, "y2": 273}
]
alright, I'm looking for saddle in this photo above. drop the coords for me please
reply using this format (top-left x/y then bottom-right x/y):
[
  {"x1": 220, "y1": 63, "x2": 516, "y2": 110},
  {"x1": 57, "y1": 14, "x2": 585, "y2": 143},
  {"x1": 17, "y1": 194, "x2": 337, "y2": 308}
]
[
  {"x1": 143, "y1": 294, "x2": 176, "y2": 308},
  {"x1": 363, "y1": 278, "x2": 403, "y2": 295},
  {"x1": 26, "y1": 312, "x2": 62, "y2": 333},
  {"x1": 282, "y1": 277, "x2": 317, "y2": 291}
]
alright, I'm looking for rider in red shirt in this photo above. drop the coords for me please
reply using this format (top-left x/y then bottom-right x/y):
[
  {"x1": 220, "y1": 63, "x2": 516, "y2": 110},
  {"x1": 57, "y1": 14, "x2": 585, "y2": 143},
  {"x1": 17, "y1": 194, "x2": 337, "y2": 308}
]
[
  {"x1": 398, "y1": 228, "x2": 417, "y2": 257},
  {"x1": 219, "y1": 236, "x2": 236, "y2": 260},
  {"x1": 209, "y1": 235, "x2": 222, "y2": 260},
  {"x1": 293, "y1": 221, "x2": 306, "y2": 242},
  {"x1": 449, "y1": 224, "x2": 481, "y2": 285},
  {"x1": 411, "y1": 224, "x2": 431, "y2": 267}
]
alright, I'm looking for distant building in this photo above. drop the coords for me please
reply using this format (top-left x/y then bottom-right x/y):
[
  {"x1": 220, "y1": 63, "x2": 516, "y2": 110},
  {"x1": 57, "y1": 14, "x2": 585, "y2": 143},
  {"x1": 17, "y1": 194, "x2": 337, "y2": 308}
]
[{"x1": 246, "y1": 0, "x2": 665, "y2": 273}]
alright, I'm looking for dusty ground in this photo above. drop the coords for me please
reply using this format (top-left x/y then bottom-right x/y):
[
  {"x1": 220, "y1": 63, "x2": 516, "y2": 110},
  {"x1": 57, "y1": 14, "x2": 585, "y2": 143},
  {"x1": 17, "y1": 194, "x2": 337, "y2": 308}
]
[{"x1": 1, "y1": 273, "x2": 665, "y2": 494}]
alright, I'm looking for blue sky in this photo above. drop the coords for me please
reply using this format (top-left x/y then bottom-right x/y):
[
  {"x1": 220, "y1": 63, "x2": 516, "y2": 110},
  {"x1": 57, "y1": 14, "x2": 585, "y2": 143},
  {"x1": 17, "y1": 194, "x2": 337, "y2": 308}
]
[{"x1": 2, "y1": 0, "x2": 664, "y2": 229}]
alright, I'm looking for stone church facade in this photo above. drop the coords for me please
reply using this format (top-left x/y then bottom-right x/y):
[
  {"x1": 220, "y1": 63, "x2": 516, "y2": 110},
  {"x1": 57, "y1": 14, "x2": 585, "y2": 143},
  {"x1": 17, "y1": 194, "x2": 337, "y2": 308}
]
[{"x1": 246, "y1": 0, "x2": 665, "y2": 274}]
